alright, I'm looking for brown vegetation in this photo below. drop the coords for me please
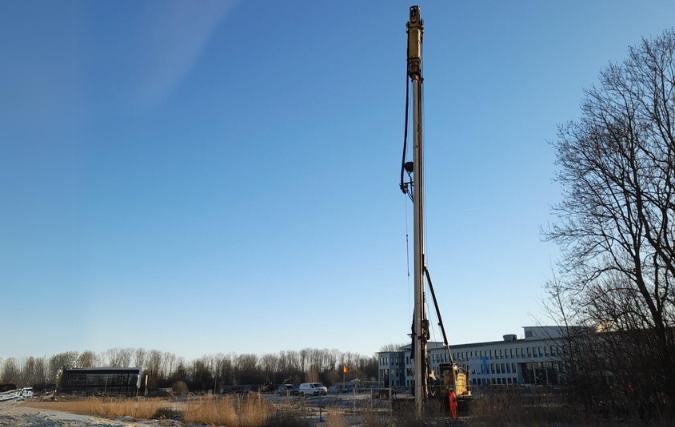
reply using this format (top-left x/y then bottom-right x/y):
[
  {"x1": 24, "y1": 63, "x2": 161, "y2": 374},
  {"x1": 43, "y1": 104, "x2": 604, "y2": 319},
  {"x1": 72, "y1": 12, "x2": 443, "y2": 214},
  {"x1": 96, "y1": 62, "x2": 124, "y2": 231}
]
[
  {"x1": 85, "y1": 397, "x2": 166, "y2": 419},
  {"x1": 26, "y1": 395, "x2": 311, "y2": 426},
  {"x1": 25, "y1": 398, "x2": 165, "y2": 419},
  {"x1": 470, "y1": 389, "x2": 571, "y2": 427},
  {"x1": 183, "y1": 395, "x2": 274, "y2": 426}
]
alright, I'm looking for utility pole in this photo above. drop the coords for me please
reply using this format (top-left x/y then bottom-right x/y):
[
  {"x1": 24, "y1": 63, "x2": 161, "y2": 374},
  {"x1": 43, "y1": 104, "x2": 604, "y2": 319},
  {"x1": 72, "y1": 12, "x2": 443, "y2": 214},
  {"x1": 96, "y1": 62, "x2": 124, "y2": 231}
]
[{"x1": 407, "y1": 5, "x2": 428, "y2": 416}]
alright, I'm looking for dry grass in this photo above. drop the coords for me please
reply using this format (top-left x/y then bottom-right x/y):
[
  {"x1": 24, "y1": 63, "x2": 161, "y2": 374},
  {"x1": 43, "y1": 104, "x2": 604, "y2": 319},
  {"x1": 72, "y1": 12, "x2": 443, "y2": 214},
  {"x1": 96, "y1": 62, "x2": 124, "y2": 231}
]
[
  {"x1": 469, "y1": 389, "x2": 579, "y2": 427},
  {"x1": 324, "y1": 413, "x2": 350, "y2": 427},
  {"x1": 28, "y1": 394, "x2": 311, "y2": 426},
  {"x1": 85, "y1": 397, "x2": 166, "y2": 419},
  {"x1": 25, "y1": 397, "x2": 167, "y2": 420},
  {"x1": 183, "y1": 394, "x2": 307, "y2": 427}
]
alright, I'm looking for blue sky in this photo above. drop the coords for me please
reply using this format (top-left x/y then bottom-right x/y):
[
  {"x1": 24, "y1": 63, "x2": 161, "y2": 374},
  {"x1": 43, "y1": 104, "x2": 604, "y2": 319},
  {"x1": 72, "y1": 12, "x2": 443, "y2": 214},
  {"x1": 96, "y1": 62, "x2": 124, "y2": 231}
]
[{"x1": 2, "y1": 0, "x2": 674, "y2": 361}]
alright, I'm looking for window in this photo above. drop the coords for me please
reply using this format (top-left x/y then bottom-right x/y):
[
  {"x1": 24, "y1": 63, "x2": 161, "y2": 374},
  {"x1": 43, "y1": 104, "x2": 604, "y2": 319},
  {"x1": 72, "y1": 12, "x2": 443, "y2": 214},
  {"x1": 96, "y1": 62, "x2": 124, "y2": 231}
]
[
  {"x1": 512, "y1": 363, "x2": 516, "y2": 373},
  {"x1": 526, "y1": 348, "x2": 531, "y2": 357},
  {"x1": 499, "y1": 349, "x2": 504, "y2": 359},
  {"x1": 516, "y1": 348, "x2": 521, "y2": 357},
  {"x1": 538, "y1": 346, "x2": 543, "y2": 357},
  {"x1": 496, "y1": 364, "x2": 501, "y2": 374},
  {"x1": 525, "y1": 330, "x2": 533, "y2": 338},
  {"x1": 506, "y1": 364, "x2": 511, "y2": 373}
]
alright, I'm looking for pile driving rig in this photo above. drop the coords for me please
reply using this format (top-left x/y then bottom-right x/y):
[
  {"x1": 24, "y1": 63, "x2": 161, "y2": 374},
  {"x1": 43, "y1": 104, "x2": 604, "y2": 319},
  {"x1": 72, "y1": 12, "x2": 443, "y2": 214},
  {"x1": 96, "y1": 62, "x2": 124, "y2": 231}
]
[{"x1": 399, "y1": 5, "x2": 471, "y2": 417}]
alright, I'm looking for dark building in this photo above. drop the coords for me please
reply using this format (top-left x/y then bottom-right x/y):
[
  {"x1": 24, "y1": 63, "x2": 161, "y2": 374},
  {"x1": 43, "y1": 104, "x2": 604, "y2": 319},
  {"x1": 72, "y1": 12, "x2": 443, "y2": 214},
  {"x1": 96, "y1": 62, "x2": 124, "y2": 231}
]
[{"x1": 59, "y1": 367, "x2": 142, "y2": 396}]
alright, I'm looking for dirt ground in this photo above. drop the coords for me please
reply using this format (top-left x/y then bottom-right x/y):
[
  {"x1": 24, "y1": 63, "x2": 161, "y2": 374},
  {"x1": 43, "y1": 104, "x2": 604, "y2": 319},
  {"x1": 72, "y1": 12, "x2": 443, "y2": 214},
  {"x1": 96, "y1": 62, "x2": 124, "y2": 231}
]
[
  {"x1": 0, "y1": 400, "x2": 174, "y2": 427},
  {"x1": 0, "y1": 393, "x2": 393, "y2": 426}
]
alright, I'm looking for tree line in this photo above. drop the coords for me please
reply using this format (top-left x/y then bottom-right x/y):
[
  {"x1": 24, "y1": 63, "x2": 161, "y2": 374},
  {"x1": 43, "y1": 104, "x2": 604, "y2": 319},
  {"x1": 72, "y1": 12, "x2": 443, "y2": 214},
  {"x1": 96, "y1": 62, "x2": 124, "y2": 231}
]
[{"x1": 0, "y1": 347, "x2": 378, "y2": 392}]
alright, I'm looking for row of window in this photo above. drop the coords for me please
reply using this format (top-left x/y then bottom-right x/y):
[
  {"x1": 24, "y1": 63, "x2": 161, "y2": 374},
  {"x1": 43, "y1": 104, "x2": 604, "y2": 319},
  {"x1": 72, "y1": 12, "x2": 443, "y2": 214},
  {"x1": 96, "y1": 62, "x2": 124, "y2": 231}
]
[
  {"x1": 65, "y1": 373, "x2": 139, "y2": 387},
  {"x1": 471, "y1": 362, "x2": 517, "y2": 376},
  {"x1": 379, "y1": 344, "x2": 565, "y2": 369},
  {"x1": 450, "y1": 345, "x2": 563, "y2": 361},
  {"x1": 473, "y1": 377, "x2": 518, "y2": 385},
  {"x1": 397, "y1": 377, "x2": 519, "y2": 387},
  {"x1": 379, "y1": 356, "x2": 404, "y2": 365}
]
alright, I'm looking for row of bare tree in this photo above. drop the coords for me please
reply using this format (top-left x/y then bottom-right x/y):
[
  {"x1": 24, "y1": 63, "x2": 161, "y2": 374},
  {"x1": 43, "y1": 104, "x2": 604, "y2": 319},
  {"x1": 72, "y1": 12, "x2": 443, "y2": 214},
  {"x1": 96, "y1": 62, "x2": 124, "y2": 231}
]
[
  {"x1": 546, "y1": 28, "x2": 675, "y2": 423},
  {"x1": 0, "y1": 347, "x2": 377, "y2": 391}
]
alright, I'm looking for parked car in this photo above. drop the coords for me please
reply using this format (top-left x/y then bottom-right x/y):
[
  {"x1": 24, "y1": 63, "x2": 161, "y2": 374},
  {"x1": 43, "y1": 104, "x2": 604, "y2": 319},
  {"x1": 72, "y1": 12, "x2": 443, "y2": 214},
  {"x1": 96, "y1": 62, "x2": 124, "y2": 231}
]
[
  {"x1": 299, "y1": 382, "x2": 327, "y2": 396},
  {"x1": 277, "y1": 384, "x2": 295, "y2": 396}
]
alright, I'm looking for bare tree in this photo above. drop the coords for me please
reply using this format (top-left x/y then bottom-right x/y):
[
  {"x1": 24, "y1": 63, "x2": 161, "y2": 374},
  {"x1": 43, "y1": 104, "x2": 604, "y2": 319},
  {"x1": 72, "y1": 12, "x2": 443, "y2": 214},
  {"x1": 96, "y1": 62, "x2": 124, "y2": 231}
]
[
  {"x1": 47, "y1": 352, "x2": 78, "y2": 382},
  {"x1": 546, "y1": 28, "x2": 675, "y2": 420},
  {"x1": 76, "y1": 351, "x2": 96, "y2": 368},
  {"x1": 134, "y1": 348, "x2": 147, "y2": 369},
  {"x1": 259, "y1": 353, "x2": 278, "y2": 383},
  {"x1": 34, "y1": 357, "x2": 46, "y2": 385},
  {"x1": 163, "y1": 352, "x2": 177, "y2": 379},
  {"x1": 1, "y1": 358, "x2": 20, "y2": 385},
  {"x1": 379, "y1": 343, "x2": 406, "y2": 352},
  {"x1": 118, "y1": 348, "x2": 133, "y2": 367},
  {"x1": 105, "y1": 348, "x2": 123, "y2": 367},
  {"x1": 146, "y1": 350, "x2": 163, "y2": 378},
  {"x1": 22, "y1": 357, "x2": 36, "y2": 387}
]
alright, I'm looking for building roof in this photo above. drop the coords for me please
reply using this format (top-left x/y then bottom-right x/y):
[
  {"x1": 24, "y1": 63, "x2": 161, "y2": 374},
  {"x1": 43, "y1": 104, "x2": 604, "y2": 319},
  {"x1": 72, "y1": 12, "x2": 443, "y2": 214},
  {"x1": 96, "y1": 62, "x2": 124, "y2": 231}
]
[{"x1": 64, "y1": 367, "x2": 142, "y2": 372}]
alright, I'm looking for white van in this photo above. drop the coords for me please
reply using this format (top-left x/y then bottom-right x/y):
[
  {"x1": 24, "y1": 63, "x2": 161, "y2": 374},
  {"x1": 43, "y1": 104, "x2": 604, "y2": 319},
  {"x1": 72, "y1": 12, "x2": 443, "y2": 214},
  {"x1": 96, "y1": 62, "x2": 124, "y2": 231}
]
[{"x1": 298, "y1": 382, "x2": 327, "y2": 396}]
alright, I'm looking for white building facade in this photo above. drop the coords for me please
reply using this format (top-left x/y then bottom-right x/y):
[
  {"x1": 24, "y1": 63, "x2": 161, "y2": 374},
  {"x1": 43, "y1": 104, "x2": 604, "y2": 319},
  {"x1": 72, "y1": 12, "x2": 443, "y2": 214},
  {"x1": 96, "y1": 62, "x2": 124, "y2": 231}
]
[{"x1": 378, "y1": 326, "x2": 566, "y2": 389}]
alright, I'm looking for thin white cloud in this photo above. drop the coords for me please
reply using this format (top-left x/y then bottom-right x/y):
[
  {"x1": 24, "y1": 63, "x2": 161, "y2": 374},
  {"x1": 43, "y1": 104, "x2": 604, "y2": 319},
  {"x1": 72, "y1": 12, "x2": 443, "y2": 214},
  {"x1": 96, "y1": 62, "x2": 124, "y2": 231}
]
[{"x1": 134, "y1": 0, "x2": 240, "y2": 109}]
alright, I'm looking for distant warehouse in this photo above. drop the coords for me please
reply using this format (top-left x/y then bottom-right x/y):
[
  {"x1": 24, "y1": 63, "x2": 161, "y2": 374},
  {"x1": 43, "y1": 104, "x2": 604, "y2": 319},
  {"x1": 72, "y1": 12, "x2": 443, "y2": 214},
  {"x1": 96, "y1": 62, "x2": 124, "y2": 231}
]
[{"x1": 59, "y1": 367, "x2": 142, "y2": 396}]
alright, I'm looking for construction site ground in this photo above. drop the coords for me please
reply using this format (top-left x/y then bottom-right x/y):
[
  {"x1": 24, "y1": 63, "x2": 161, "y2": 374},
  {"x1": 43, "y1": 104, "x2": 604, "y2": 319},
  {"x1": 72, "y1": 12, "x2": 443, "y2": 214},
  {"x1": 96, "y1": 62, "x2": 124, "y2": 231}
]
[{"x1": 0, "y1": 392, "x2": 400, "y2": 426}]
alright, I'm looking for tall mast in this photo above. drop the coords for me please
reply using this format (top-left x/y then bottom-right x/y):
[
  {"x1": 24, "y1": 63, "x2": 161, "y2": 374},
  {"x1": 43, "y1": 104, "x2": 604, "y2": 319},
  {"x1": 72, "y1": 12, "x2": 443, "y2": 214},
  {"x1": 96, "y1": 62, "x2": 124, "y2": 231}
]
[{"x1": 407, "y1": 5, "x2": 428, "y2": 415}]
